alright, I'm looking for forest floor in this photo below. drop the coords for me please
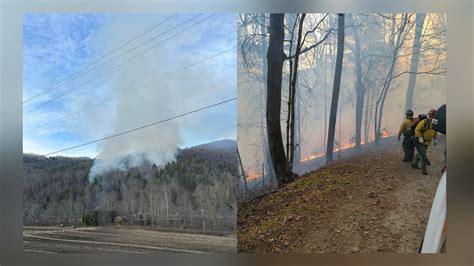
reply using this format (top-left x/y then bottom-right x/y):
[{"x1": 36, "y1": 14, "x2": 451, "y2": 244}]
[
  {"x1": 238, "y1": 137, "x2": 446, "y2": 253},
  {"x1": 23, "y1": 226, "x2": 236, "y2": 253}
]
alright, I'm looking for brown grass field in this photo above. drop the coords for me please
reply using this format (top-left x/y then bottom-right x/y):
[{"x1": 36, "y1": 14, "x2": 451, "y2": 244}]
[{"x1": 23, "y1": 226, "x2": 236, "y2": 253}]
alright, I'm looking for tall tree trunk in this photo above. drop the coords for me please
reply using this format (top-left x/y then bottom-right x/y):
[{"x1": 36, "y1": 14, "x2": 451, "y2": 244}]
[
  {"x1": 348, "y1": 14, "x2": 364, "y2": 150},
  {"x1": 338, "y1": 87, "x2": 343, "y2": 158},
  {"x1": 259, "y1": 13, "x2": 275, "y2": 184},
  {"x1": 293, "y1": 16, "x2": 303, "y2": 170},
  {"x1": 295, "y1": 81, "x2": 301, "y2": 165},
  {"x1": 285, "y1": 14, "x2": 297, "y2": 176},
  {"x1": 364, "y1": 83, "x2": 371, "y2": 144},
  {"x1": 266, "y1": 14, "x2": 287, "y2": 187},
  {"x1": 404, "y1": 13, "x2": 426, "y2": 111},
  {"x1": 323, "y1": 45, "x2": 327, "y2": 153},
  {"x1": 288, "y1": 14, "x2": 305, "y2": 177},
  {"x1": 326, "y1": 14, "x2": 345, "y2": 163},
  {"x1": 326, "y1": 17, "x2": 336, "y2": 153}
]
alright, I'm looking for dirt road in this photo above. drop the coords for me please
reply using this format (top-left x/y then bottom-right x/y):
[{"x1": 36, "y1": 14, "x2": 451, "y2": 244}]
[
  {"x1": 23, "y1": 226, "x2": 236, "y2": 253},
  {"x1": 238, "y1": 137, "x2": 446, "y2": 253}
]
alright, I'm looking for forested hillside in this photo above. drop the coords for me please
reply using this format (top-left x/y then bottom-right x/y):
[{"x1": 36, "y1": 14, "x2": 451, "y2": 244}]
[{"x1": 24, "y1": 140, "x2": 238, "y2": 234}]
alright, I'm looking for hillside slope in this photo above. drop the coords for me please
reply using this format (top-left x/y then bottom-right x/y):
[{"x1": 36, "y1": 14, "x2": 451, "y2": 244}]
[
  {"x1": 238, "y1": 139, "x2": 445, "y2": 253},
  {"x1": 178, "y1": 139, "x2": 237, "y2": 165},
  {"x1": 24, "y1": 139, "x2": 238, "y2": 233}
]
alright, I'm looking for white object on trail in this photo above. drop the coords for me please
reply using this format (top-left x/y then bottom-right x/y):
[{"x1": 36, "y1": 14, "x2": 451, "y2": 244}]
[{"x1": 421, "y1": 171, "x2": 446, "y2": 253}]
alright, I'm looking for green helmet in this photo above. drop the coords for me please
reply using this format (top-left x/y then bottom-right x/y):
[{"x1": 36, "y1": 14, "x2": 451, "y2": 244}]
[{"x1": 406, "y1": 109, "x2": 414, "y2": 118}]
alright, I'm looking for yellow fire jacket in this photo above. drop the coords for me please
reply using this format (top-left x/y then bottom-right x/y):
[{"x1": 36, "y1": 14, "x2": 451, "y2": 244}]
[
  {"x1": 415, "y1": 119, "x2": 438, "y2": 145},
  {"x1": 398, "y1": 118, "x2": 413, "y2": 137}
]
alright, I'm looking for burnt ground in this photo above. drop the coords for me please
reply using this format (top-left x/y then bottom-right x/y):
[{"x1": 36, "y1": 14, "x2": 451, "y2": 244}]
[
  {"x1": 238, "y1": 137, "x2": 446, "y2": 253},
  {"x1": 23, "y1": 226, "x2": 236, "y2": 253}
]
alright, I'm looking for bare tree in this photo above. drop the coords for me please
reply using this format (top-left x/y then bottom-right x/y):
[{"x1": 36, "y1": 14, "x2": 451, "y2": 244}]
[
  {"x1": 374, "y1": 14, "x2": 411, "y2": 144},
  {"x1": 266, "y1": 14, "x2": 288, "y2": 187},
  {"x1": 238, "y1": 14, "x2": 275, "y2": 188},
  {"x1": 405, "y1": 13, "x2": 427, "y2": 111},
  {"x1": 326, "y1": 14, "x2": 345, "y2": 163},
  {"x1": 258, "y1": 14, "x2": 275, "y2": 183},
  {"x1": 287, "y1": 14, "x2": 306, "y2": 178},
  {"x1": 267, "y1": 14, "x2": 333, "y2": 186},
  {"x1": 347, "y1": 14, "x2": 364, "y2": 150}
]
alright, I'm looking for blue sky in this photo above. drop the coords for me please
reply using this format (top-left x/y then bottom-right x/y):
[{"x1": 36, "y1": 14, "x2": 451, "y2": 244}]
[{"x1": 23, "y1": 13, "x2": 236, "y2": 158}]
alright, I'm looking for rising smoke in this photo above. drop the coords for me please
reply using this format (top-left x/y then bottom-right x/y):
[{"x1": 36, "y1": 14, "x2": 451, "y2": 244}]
[
  {"x1": 86, "y1": 14, "x2": 236, "y2": 179},
  {"x1": 88, "y1": 46, "x2": 183, "y2": 178}
]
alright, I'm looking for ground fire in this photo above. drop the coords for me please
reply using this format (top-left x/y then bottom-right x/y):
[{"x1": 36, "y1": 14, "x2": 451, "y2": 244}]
[
  {"x1": 300, "y1": 140, "x2": 367, "y2": 163},
  {"x1": 245, "y1": 173, "x2": 260, "y2": 181},
  {"x1": 381, "y1": 128, "x2": 391, "y2": 138}
]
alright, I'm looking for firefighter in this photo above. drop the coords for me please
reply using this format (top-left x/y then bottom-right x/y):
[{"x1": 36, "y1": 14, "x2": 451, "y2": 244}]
[
  {"x1": 398, "y1": 109, "x2": 415, "y2": 162},
  {"x1": 412, "y1": 109, "x2": 438, "y2": 175}
]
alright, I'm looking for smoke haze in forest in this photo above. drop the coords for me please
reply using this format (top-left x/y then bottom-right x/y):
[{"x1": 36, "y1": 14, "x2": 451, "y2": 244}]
[{"x1": 237, "y1": 13, "x2": 446, "y2": 186}]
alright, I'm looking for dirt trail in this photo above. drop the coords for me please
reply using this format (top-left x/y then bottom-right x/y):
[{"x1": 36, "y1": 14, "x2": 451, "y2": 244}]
[{"x1": 238, "y1": 137, "x2": 445, "y2": 253}]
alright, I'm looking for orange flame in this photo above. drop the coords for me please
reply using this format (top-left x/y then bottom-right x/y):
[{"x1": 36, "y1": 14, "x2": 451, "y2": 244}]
[
  {"x1": 244, "y1": 169, "x2": 263, "y2": 181},
  {"x1": 245, "y1": 173, "x2": 259, "y2": 181},
  {"x1": 381, "y1": 128, "x2": 391, "y2": 138},
  {"x1": 300, "y1": 153, "x2": 325, "y2": 162},
  {"x1": 300, "y1": 140, "x2": 368, "y2": 163},
  {"x1": 243, "y1": 136, "x2": 387, "y2": 181}
]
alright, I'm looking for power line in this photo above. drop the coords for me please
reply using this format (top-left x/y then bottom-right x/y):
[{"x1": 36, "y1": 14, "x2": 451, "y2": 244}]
[
  {"x1": 24, "y1": 14, "x2": 205, "y2": 114},
  {"x1": 23, "y1": 13, "x2": 179, "y2": 104},
  {"x1": 25, "y1": 14, "x2": 215, "y2": 115},
  {"x1": 42, "y1": 97, "x2": 237, "y2": 156},
  {"x1": 24, "y1": 46, "x2": 236, "y2": 133}
]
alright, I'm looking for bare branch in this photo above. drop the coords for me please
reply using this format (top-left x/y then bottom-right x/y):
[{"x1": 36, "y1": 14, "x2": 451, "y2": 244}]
[
  {"x1": 301, "y1": 13, "x2": 329, "y2": 47},
  {"x1": 390, "y1": 69, "x2": 446, "y2": 81},
  {"x1": 285, "y1": 28, "x2": 333, "y2": 60}
]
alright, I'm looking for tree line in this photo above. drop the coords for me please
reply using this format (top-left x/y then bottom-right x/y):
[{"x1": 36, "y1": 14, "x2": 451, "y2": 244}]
[{"x1": 23, "y1": 142, "x2": 238, "y2": 234}]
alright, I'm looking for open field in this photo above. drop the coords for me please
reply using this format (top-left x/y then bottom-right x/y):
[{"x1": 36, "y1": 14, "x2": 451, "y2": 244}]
[{"x1": 23, "y1": 226, "x2": 236, "y2": 253}]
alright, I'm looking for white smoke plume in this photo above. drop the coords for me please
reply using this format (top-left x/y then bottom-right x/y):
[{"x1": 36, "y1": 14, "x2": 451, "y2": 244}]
[
  {"x1": 88, "y1": 51, "x2": 183, "y2": 177},
  {"x1": 85, "y1": 14, "x2": 236, "y2": 178}
]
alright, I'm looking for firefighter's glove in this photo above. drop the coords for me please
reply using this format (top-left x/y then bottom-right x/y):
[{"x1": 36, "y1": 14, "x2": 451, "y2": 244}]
[{"x1": 418, "y1": 137, "x2": 424, "y2": 144}]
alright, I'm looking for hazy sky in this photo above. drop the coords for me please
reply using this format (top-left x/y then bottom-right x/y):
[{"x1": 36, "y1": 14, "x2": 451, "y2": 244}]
[{"x1": 23, "y1": 13, "x2": 236, "y2": 158}]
